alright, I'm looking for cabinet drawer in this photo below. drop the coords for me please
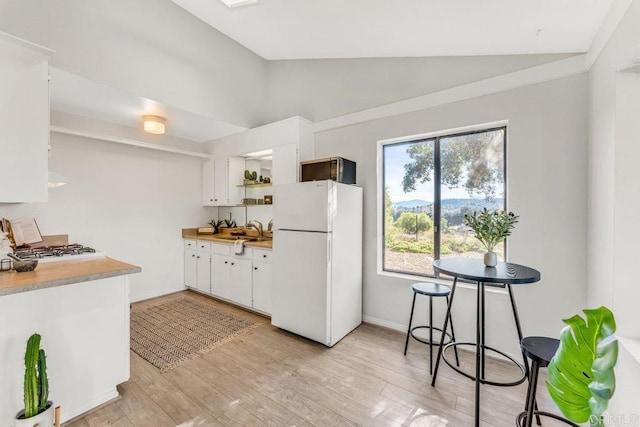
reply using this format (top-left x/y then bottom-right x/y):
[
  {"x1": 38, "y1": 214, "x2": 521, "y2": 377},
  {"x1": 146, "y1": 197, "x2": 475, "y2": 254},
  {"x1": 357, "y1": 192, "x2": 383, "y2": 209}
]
[
  {"x1": 184, "y1": 239, "x2": 197, "y2": 250},
  {"x1": 253, "y1": 248, "x2": 272, "y2": 263},
  {"x1": 211, "y1": 243, "x2": 230, "y2": 255},
  {"x1": 196, "y1": 240, "x2": 211, "y2": 253}
]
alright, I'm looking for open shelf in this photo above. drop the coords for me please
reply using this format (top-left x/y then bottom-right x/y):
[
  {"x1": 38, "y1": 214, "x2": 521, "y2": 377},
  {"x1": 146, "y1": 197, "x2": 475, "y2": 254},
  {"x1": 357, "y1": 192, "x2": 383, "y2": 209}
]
[{"x1": 236, "y1": 183, "x2": 273, "y2": 188}]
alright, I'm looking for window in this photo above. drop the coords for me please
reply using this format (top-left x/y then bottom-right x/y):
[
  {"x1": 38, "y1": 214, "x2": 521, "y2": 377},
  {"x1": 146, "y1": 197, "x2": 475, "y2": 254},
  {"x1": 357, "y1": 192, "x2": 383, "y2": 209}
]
[{"x1": 380, "y1": 125, "x2": 506, "y2": 278}]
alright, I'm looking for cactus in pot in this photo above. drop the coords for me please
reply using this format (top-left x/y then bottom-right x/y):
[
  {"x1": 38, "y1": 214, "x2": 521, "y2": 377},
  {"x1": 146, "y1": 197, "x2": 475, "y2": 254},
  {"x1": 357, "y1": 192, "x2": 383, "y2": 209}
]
[{"x1": 16, "y1": 333, "x2": 55, "y2": 427}]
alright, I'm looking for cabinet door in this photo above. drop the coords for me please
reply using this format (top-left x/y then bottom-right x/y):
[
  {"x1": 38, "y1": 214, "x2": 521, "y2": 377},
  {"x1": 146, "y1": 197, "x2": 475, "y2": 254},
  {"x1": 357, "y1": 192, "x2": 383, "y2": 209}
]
[
  {"x1": 228, "y1": 157, "x2": 246, "y2": 205},
  {"x1": 252, "y1": 261, "x2": 272, "y2": 314},
  {"x1": 228, "y1": 258, "x2": 252, "y2": 307},
  {"x1": 184, "y1": 249, "x2": 197, "y2": 288},
  {"x1": 196, "y1": 253, "x2": 211, "y2": 293},
  {"x1": 213, "y1": 158, "x2": 228, "y2": 206},
  {"x1": 202, "y1": 160, "x2": 216, "y2": 206},
  {"x1": 272, "y1": 144, "x2": 299, "y2": 185},
  {"x1": 0, "y1": 53, "x2": 49, "y2": 202},
  {"x1": 211, "y1": 254, "x2": 230, "y2": 299}
]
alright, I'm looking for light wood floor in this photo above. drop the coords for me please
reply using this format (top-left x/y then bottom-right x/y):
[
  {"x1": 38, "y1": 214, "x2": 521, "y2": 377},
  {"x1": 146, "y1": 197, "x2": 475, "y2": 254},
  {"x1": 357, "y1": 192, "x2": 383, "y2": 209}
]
[{"x1": 65, "y1": 290, "x2": 565, "y2": 427}]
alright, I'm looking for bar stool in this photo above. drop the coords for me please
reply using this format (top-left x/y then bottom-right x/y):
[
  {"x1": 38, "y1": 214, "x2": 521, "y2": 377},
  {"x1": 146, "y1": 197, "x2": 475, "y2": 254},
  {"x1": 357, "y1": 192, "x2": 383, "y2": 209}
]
[
  {"x1": 516, "y1": 336, "x2": 579, "y2": 427},
  {"x1": 404, "y1": 282, "x2": 459, "y2": 374}
]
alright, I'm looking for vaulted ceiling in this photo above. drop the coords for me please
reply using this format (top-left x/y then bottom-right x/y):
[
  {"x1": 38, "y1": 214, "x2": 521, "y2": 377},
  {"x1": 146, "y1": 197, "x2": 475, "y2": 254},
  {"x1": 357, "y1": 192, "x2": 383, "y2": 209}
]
[{"x1": 172, "y1": 0, "x2": 615, "y2": 60}]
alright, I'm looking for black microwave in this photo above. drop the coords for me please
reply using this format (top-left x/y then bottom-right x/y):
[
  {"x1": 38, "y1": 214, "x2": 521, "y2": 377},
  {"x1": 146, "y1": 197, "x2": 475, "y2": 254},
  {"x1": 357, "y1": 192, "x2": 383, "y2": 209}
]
[{"x1": 300, "y1": 157, "x2": 356, "y2": 184}]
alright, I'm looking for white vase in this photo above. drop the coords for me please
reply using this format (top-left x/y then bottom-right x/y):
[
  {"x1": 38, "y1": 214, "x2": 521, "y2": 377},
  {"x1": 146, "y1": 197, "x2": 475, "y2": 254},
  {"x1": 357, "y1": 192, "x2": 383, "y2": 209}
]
[
  {"x1": 14, "y1": 402, "x2": 54, "y2": 427},
  {"x1": 483, "y1": 251, "x2": 498, "y2": 267}
]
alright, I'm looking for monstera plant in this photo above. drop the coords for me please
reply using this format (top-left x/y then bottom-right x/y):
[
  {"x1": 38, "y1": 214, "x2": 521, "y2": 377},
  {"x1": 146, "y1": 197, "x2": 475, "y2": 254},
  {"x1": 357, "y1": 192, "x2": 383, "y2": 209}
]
[{"x1": 546, "y1": 306, "x2": 618, "y2": 427}]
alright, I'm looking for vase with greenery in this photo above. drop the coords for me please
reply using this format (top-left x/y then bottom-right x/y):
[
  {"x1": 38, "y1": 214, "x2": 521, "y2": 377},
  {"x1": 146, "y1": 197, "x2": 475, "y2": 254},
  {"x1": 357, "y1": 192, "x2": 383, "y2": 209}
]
[
  {"x1": 546, "y1": 306, "x2": 618, "y2": 427},
  {"x1": 463, "y1": 208, "x2": 519, "y2": 266},
  {"x1": 15, "y1": 333, "x2": 54, "y2": 427}
]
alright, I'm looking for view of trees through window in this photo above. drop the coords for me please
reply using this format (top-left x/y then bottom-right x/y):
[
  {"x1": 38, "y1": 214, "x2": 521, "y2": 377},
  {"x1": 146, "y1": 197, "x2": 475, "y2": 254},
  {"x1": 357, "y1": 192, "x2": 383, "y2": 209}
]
[{"x1": 382, "y1": 127, "x2": 506, "y2": 277}]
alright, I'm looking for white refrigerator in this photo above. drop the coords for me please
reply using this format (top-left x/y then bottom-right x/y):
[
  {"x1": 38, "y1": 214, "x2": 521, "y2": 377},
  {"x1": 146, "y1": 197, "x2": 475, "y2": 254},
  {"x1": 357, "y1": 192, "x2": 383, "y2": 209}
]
[{"x1": 272, "y1": 180, "x2": 363, "y2": 347}]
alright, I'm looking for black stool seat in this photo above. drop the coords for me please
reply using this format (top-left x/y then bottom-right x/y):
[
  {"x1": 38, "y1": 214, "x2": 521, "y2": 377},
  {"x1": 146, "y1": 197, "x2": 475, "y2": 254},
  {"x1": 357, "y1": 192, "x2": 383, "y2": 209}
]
[
  {"x1": 412, "y1": 282, "x2": 451, "y2": 297},
  {"x1": 521, "y1": 336, "x2": 559, "y2": 367},
  {"x1": 517, "y1": 336, "x2": 578, "y2": 427},
  {"x1": 404, "y1": 282, "x2": 458, "y2": 375}
]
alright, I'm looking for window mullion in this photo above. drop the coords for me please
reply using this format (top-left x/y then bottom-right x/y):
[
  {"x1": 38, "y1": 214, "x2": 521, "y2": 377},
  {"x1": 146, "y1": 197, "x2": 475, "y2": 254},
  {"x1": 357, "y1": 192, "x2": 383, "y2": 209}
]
[{"x1": 434, "y1": 137, "x2": 441, "y2": 277}]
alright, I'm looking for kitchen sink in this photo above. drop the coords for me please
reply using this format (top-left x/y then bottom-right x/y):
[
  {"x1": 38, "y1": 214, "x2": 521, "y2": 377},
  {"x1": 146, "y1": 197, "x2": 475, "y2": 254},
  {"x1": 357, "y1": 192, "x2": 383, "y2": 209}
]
[{"x1": 215, "y1": 236, "x2": 272, "y2": 242}]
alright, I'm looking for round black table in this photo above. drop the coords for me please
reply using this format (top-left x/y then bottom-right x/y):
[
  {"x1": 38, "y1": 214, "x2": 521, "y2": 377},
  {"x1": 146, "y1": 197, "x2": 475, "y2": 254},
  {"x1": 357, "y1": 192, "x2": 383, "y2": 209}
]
[{"x1": 430, "y1": 258, "x2": 541, "y2": 427}]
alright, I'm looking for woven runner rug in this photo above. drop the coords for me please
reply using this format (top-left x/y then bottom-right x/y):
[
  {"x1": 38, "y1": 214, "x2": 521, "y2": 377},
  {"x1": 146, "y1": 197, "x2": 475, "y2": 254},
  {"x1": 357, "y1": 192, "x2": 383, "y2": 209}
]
[{"x1": 130, "y1": 297, "x2": 259, "y2": 372}]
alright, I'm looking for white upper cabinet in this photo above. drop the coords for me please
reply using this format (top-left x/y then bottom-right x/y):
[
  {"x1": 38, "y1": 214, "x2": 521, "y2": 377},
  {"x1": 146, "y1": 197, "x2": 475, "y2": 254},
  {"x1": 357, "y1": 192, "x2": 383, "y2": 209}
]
[
  {"x1": 202, "y1": 157, "x2": 245, "y2": 206},
  {"x1": 202, "y1": 160, "x2": 216, "y2": 206},
  {"x1": 272, "y1": 144, "x2": 298, "y2": 185},
  {"x1": 0, "y1": 33, "x2": 52, "y2": 203}
]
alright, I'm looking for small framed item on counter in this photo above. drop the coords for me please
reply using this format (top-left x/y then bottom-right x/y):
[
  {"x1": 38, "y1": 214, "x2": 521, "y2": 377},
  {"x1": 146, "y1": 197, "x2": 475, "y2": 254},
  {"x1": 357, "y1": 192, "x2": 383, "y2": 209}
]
[
  {"x1": 264, "y1": 195, "x2": 273, "y2": 205},
  {"x1": 197, "y1": 227, "x2": 215, "y2": 235}
]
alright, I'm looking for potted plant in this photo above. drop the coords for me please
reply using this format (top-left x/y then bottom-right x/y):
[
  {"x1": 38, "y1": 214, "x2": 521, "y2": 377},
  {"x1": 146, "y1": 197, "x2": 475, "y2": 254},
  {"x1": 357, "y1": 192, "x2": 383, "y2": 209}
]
[
  {"x1": 546, "y1": 306, "x2": 618, "y2": 427},
  {"x1": 15, "y1": 333, "x2": 54, "y2": 427},
  {"x1": 464, "y1": 208, "x2": 519, "y2": 267}
]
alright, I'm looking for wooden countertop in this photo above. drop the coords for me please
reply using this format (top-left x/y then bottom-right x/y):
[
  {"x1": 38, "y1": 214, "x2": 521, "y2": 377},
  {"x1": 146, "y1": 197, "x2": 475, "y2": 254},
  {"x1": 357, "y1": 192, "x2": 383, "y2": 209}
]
[
  {"x1": 182, "y1": 229, "x2": 273, "y2": 250},
  {"x1": 0, "y1": 257, "x2": 141, "y2": 297}
]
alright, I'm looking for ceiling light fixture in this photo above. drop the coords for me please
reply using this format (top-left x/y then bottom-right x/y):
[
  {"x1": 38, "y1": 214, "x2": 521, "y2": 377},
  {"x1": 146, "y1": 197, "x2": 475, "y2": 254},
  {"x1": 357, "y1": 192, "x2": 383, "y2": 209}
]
[
  {"x1": 143, "y1": 115, "x2": 166, "y2": 135},
  {"x1": 48, "y1": 171, "x2": 70, "y2": 188},
  {"x1": 218, "y1": 0, "x2": 261, "y2": 9}
]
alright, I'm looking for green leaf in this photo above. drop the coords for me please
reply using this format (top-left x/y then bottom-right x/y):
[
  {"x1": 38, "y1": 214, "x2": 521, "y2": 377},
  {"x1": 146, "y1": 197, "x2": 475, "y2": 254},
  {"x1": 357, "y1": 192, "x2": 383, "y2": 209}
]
[
  {"x1": 463, "y1": 208, "x2": 519, "y2": 252},
  {"x1": 546, "y1": 306, "x2": 618, "y2": 426}
]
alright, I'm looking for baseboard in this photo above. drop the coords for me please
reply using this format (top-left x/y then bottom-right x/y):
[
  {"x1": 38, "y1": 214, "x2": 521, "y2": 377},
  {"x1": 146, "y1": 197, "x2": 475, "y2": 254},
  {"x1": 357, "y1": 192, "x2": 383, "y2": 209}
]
[
  {"x1": 362, "y1": 314, "x2": 407, "y2": 333},
  {"x1": 62, "y1": 389, "x2": 120, "y2": 424},
  {"x1": 362, "y1": 314, "x2": 522, "y2": 364}
]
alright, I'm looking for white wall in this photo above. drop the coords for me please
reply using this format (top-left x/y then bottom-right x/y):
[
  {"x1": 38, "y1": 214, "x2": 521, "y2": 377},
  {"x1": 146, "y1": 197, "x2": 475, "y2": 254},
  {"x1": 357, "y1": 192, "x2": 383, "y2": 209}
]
[
  {"x1": 587, "y1": 0, "x2": 640, "y2": 416},
  {"x1": 0, "y1": 0, "x2": 268, "y2": 128},
  {"x1": 314, "y1": 74, "x2": 589, "y2": 358},
  {"x1": 266, "y1": 54, "x2": 571, "y2": 123},
  {"x1": 0, "y1": 113, "x2": 214, "y2": 302}
]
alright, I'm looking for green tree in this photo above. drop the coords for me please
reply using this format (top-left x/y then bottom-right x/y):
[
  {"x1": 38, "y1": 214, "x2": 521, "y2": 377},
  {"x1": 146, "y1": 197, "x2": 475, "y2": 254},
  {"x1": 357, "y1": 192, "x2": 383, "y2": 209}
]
[
  {"x1": 396, "y1": 212, "x2": 433, "y2": 235},
  {"x1": 402, "y1": 130, "x2": 504, "y2": 198},
  {"x1": 384, "y1": 186, "x2": 393, "y2": 227}
]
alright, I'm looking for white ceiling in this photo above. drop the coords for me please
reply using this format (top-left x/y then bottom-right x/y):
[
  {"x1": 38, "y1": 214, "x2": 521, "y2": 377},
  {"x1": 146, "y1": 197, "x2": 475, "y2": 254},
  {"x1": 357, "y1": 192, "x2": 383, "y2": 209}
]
[
  {"x1": 172, "y1": 0, "x2": 615, "y2": 60},
  {"x1": 49, "y1": 68, "x2": 246, "y2": 143}
]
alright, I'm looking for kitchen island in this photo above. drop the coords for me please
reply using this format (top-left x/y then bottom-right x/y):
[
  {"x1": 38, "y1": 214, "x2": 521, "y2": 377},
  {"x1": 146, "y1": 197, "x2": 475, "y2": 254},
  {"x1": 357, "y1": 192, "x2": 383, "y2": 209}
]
[{"x1": 0, "y1": 258, "x2": 141, "y2": 426}]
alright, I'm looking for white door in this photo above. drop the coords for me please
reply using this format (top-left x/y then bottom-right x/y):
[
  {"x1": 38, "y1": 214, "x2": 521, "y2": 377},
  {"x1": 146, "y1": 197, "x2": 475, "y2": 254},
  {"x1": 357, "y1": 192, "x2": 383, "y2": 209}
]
[
  {"x1": 196, "y1": 254, "x2": 211, "y2": 293},
  {"x1": 229, "y1": 258, "x2": 252, "y2": 307},
  {"x1": 213, "y1": 158, "x2": 228, "y2": 205},
  {"x1": 272, "y1": 230, "x2": 330, "y2": 345},
  {"x1": 274, "y1": 181, "x2": 331, "y2": 232},
  {"x1": 184, "y1": 250, "x2": 197, "y2": 288},
  {"x1": 211, "y1": 254, "x2": 230, "y2": 299},
  {"x1": 252, "y1": 261, "x2": 272, "y2": 314},
  {"x1": 202, "y1": 160, "x2": 216, "y2": 206}
]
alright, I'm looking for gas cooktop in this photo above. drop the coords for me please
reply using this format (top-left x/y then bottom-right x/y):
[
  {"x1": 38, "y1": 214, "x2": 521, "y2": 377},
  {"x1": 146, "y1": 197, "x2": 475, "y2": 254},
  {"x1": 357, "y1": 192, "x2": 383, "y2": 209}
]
[{"x1": 13, "y1": 244, "x2": 107, "y2": 263}]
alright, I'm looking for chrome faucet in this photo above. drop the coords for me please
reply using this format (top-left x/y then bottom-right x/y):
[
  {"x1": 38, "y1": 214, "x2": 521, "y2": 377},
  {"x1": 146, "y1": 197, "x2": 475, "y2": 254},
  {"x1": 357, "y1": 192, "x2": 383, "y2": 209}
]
[{"x1": 246, "y1": 220, "x2": 263, "y2": 237}]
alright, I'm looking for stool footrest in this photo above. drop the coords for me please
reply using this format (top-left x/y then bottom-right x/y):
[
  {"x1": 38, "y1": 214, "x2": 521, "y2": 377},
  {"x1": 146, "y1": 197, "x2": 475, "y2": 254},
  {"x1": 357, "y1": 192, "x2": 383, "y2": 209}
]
[{"x1": 409, "y1": 326, "x2": 454, "y2": 347}]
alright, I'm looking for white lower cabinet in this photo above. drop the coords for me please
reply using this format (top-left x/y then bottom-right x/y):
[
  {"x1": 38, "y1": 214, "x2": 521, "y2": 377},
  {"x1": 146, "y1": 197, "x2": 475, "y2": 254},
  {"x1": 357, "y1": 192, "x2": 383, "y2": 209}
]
[
  {"x1": 252, "y1": 260, "x2": 272, "y2": 314},
  {"x1": 184, "y1": 249, "x2": 197, "y2": 287},
  {"x1": 228, "y1": 257, "x2": 253, "y2": 307},
  {"x1": 184, "y1": 239, "x2": 209, "y2": 291},
  {"x1": 184, "y1": 239, "x2": 272, "y2": 314},
  {"x1": 196, "y1": 253, "x2": 211, "y2": 293},
  {"x1": 210, "y1": 253, "x2": 230, "y2": 299}
]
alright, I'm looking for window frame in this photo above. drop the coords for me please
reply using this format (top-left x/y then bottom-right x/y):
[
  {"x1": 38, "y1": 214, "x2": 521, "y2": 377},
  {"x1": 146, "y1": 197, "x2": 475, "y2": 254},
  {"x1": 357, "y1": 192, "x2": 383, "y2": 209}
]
[{"x1": 377, "y1": 121, "x2": 509, "y2": 281}]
